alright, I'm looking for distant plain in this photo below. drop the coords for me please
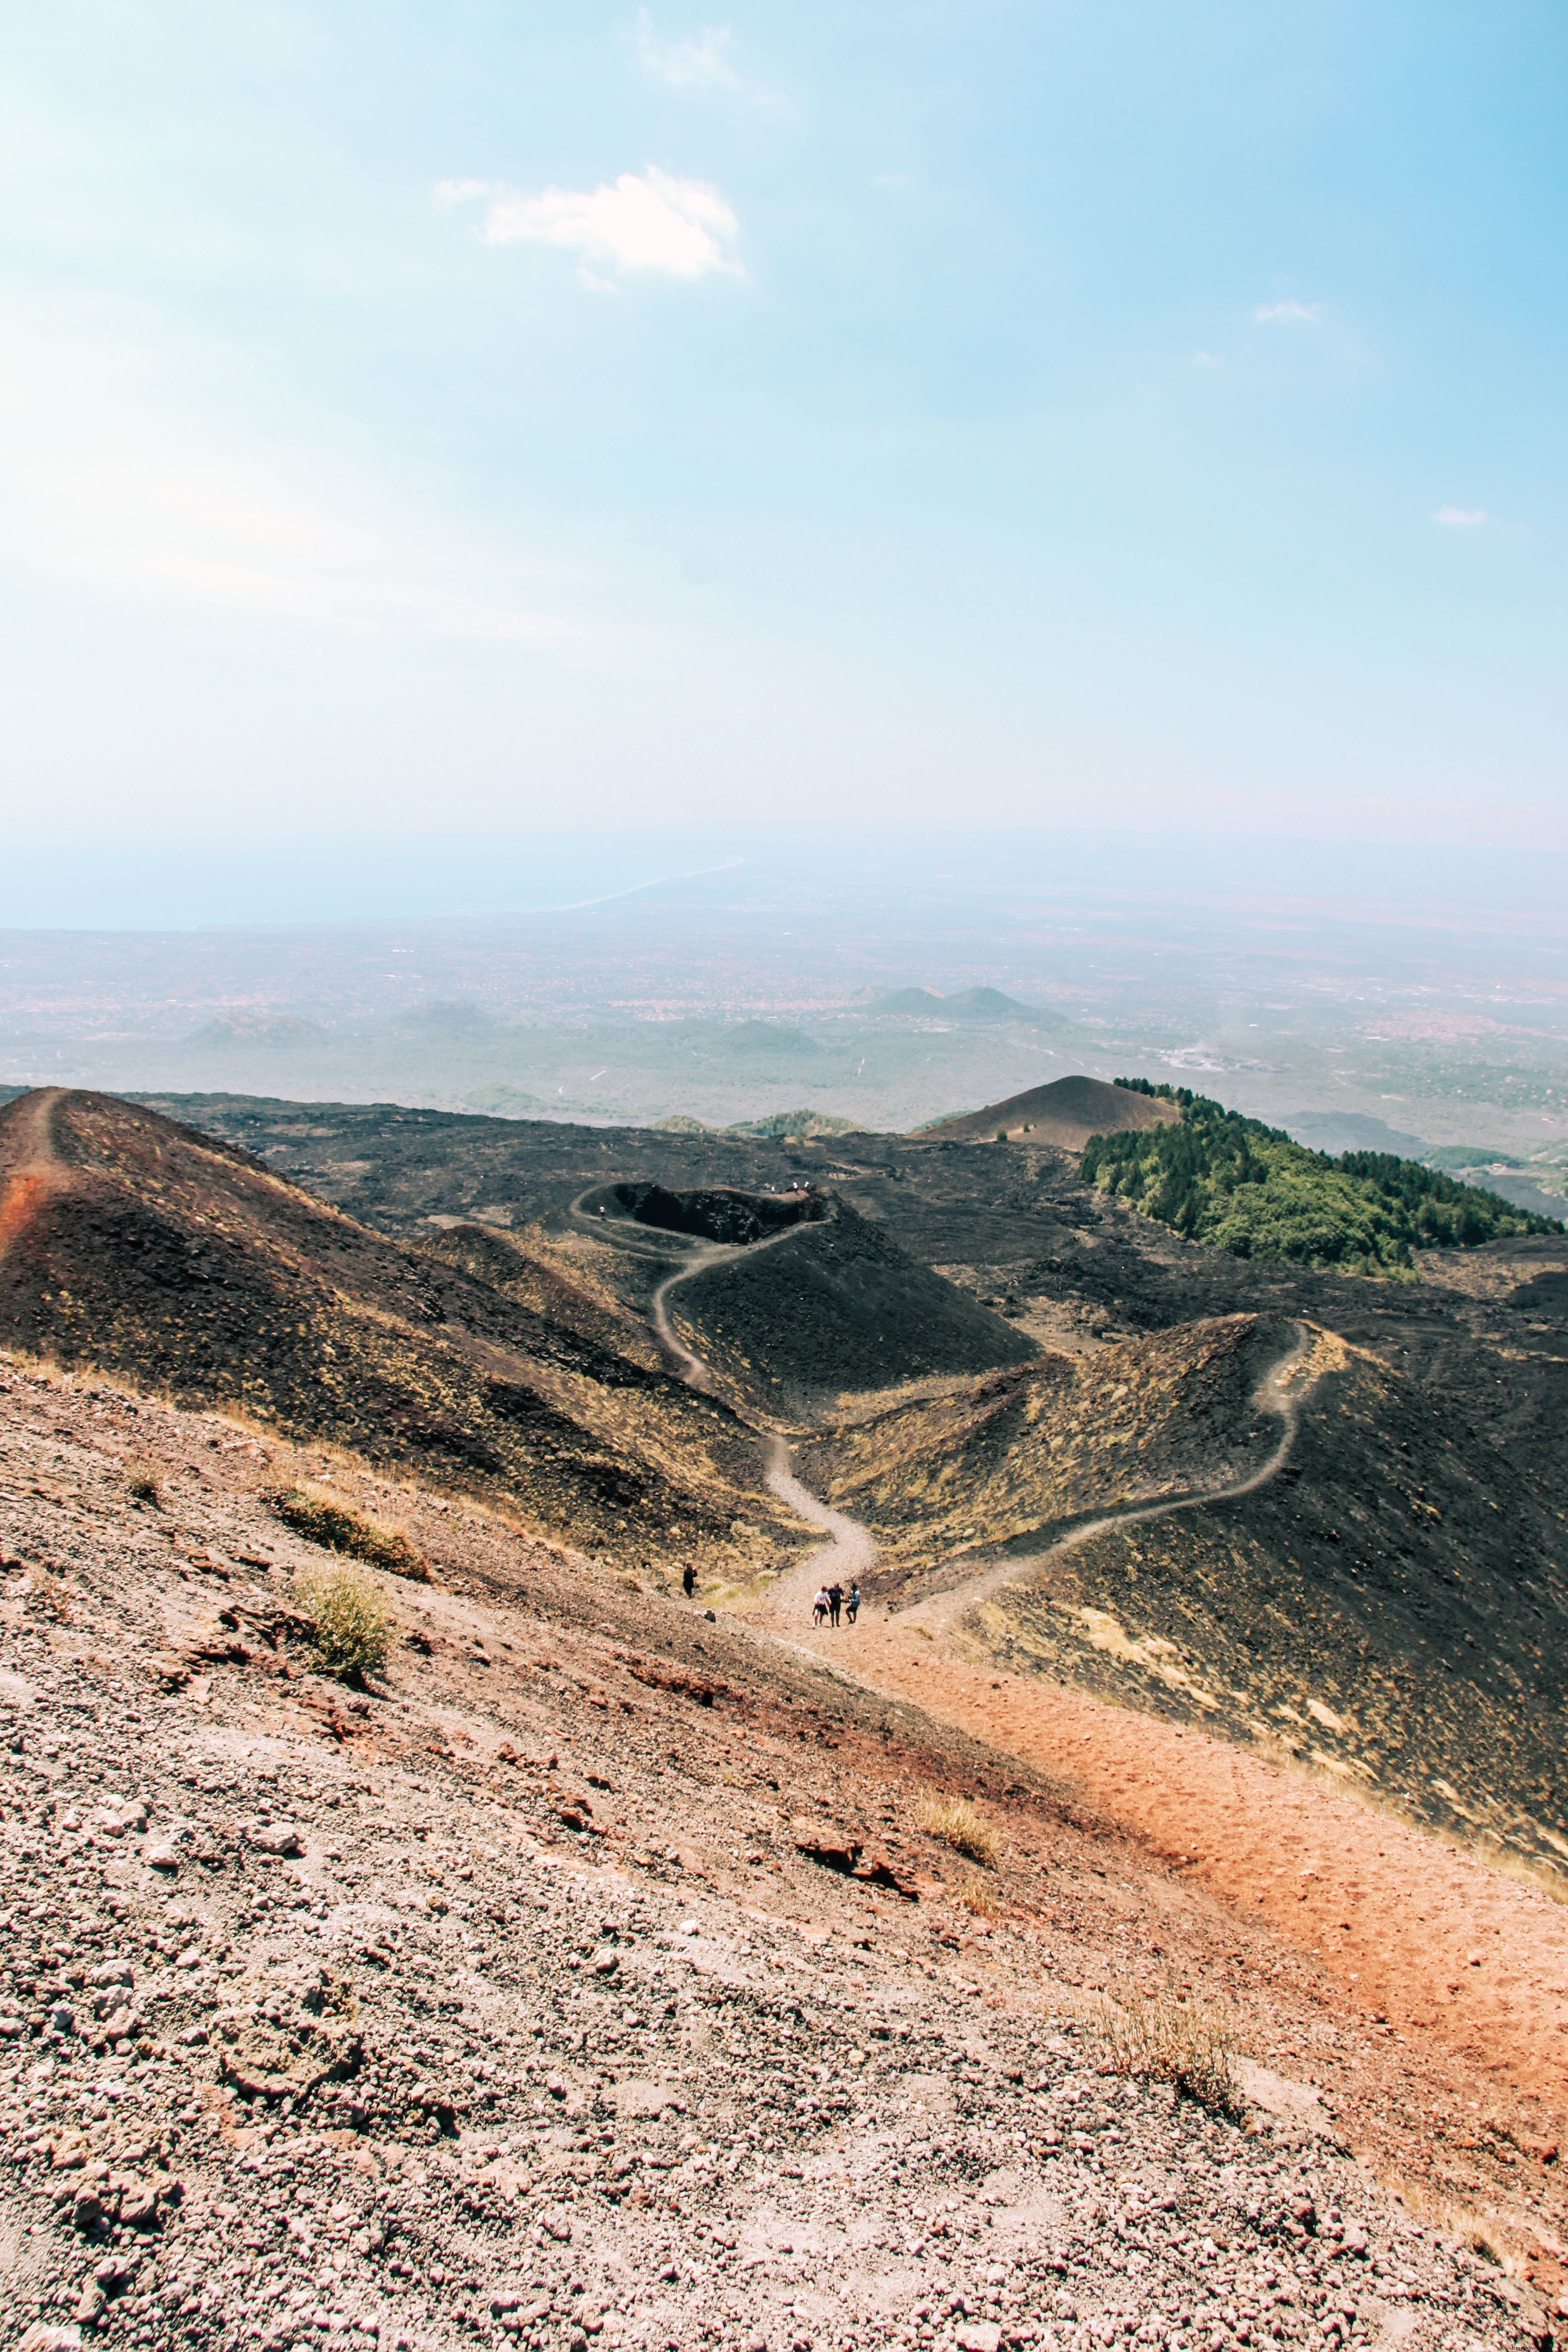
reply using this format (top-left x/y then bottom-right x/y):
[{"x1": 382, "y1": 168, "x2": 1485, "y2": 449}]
[{"x1": 3, "y1": 836, "x2": 1566, "y2": 1208}]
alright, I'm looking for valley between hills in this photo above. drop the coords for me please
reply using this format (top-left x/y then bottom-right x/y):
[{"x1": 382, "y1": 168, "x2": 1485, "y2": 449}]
[{"x1": 2, "y1": 1079, "x2": 1568, "y2": 2352}]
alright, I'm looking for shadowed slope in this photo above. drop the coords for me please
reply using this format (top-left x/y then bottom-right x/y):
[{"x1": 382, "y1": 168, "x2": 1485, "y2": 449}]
[
  {"x1": 0, "y1": 1089, "x2": 808, "y2": 1574},
  {"x1": 662, "y1": 1194, "x2": 1039, "y2": 1410}
]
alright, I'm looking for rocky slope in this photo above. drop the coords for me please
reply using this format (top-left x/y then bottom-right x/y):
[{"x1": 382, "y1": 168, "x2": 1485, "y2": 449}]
[{"x1": 2, "y1": 1358, "x2": 1562, "y2": 2352}]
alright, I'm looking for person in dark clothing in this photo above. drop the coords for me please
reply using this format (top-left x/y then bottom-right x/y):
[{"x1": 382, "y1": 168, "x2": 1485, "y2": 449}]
[
  {"x1": 682, "y1": 1565, "x2": 696, "y2": 1599},
  {"x1": 846, "y1": 1581, "x2": 861, "y2": 1624},
  {"x1": 828, "y1": 1582, "x2": 842, "y2": 1627}
]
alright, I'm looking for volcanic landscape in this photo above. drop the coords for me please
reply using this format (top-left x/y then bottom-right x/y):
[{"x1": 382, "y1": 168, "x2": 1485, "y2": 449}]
[{"x1": 2, "y1": 1079, "x2": 1568, "y2": 2352}]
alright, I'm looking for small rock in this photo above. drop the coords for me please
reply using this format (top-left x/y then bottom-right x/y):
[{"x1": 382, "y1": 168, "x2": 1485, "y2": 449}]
[
  {"x1": 251, "y1": 1822, "x2": 303, "y2": 1857},
  {"x1": 956, "y1": 2326, "x2": 1002, "y2": 2352},
  {"x1": 92, "y1": 1801, "x2": 147, "y2": 1838}
]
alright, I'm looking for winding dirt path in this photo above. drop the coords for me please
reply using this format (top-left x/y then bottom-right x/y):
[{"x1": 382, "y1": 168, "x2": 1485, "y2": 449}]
[
  {"x1": 760, "y1": 1317, "x2": 1314, "y2": 1637},
  {"x1": 904, "y1": 1318, "x2": 1314, "y2": 1633},
  {"x1": 764, "y1": 1436, "x2": 877, "y2": 1597},
  {"x1": 0, "y1": 1086, "x2": 69, "y2": 1265},
  {"x1": 607, "y1": 1219, "x2": 1568, "y2": 2121},
  {"x1": 566, "y1": 1187, "x2": 817, "y2": 1396}
]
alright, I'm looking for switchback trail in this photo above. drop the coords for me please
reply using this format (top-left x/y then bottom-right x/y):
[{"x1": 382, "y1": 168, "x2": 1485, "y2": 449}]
[
  {"x1": 761, "y1": 1317, "x2": 1317, "y2": 1637},
  {"x1": 901, "y1": 1318, "x2": 1316, "y2": 1634},
  {"x1": 567, "y1": 1185, "x2": 819, "y2": 1396},
  {"x1": 571, "y1": 1197, "x2": 1568, "y2": 2121},
  {"x1": 763, "y1": 1436, "x2": 877, "y2": 1592}
]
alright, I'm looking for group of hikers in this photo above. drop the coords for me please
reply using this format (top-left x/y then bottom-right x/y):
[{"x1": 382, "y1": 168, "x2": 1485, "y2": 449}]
[{"x1": 679, "y1": 1560, "x2": 862, "y2": 1626}]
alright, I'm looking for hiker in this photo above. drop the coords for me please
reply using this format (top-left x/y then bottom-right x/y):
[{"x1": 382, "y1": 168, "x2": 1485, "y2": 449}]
[
  {"x1": 682, "y1": 1565, "x2": 696, "y2": 1599},
  {"x1": 846, "y1": 1581, "x2": 861, "y2": 1624},
  {"x1": 828, "y1": 1582, "x2": 842, "y2": 1627},
  {"x1": 812, "y1": 1587, "x2": 830, "y2": 1627}
]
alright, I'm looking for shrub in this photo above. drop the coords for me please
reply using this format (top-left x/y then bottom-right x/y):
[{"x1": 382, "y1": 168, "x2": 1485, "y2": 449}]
[
  {"x1": 1085, "y1": 1983, "x2": 1237, "y2": 2112},
  {"x1": 267, "y1": 1485, "x2": 429, "y2": 1581},
  {"x1": 957, "y1": 1872, "x2": 1000, "y2": 1917},
  {"x1": 123, "y1": 1459, "x2": 161, "y2": 1505},
  {"x1": 292, "y1": 1563, "x2": 393, "y2": 1681},
  {"x1": 918, "y1": 1791, "x2": 999, "y2": 1866}
]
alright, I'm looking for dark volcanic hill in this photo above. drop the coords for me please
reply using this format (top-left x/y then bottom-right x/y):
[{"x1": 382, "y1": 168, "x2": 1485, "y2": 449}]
[
  {"x1": 0, "y1": 1089, "x2": 813, "y2": 1578},
  {"x1": 923, "y1": 1073, "x2": 1180, "y2": 1147},
  {"x1": 123, "y1": 1086, "x2": 1568, "y2": 1877},
  {"x1": 589, "y1": 1181, "x2": 1038, "y2": 1409}
]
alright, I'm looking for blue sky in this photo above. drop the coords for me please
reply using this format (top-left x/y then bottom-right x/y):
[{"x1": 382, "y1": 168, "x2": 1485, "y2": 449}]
[{"x1": 3, "y1": 2, "x2": 1565, "y2": 879}]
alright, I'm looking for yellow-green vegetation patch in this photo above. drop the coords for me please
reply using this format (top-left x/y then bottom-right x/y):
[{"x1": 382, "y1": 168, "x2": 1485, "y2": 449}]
[
  {"x1": 292, "y1": 1562, "x2": 393, "y2": 1681},
  {"x1": 122, "y1": 1458, "x2": 162, "y2": 1505},
  {"x1": 267, "y1": 1484, "x2": 429, "y2": 1581}
]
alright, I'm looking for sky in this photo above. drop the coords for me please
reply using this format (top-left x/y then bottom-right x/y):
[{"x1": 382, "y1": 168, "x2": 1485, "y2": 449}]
[{"x1": 3, "y1": 2, "x2": 1566, "y2": 910}]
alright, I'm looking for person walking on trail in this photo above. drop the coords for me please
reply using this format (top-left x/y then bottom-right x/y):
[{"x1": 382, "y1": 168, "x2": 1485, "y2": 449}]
[
  {"x1": 682, "y1": 1565, "x2": 696, "y2": 1599},
  {"x1": 828, "y1": 1583, "x2": 843, "y2": 1627},
  {"x1": 846, "y1": 1581, "x2": 861, "y2": 1624},
  {"x1": 812, "y1": 1587, "x2": 830, "y2": 1627}
]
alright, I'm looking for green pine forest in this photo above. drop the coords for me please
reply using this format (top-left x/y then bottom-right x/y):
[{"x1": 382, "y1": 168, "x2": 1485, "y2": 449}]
[{"x1": 1081, "y1": 1081, "x2": 1563, "y2": 1273}]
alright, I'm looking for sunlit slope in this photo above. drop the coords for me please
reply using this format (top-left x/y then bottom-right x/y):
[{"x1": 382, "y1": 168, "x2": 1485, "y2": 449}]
[
  {"x1": 922, "y1": 1074, "x2": 1181, "y2": 1147},
  {"x1": 0, "y1": 1090, "x2": 807, "y2": 1574},
  {"x1": 795, "y1": 1313, "x2": 1288, "y2": 1574},
  {"x1": 809, "y1": 1309, "x2": 1568, "y2": 1874}
]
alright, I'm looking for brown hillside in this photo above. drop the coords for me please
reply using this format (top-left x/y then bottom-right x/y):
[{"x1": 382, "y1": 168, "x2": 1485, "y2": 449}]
[
  {"x1": 0, "y1": 1088, "x2": 808, "y2": 1576},
  {"x1": 6, "y1": 1354, "x2": 1567, "y2": 2335},
  {"x1": 922, "y1": 1073, "x2": 1181, "y2": 1147}
]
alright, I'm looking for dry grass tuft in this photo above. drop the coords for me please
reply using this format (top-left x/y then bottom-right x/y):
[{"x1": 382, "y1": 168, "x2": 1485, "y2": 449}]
[
  {"x1": 292, "y1": 1563, "x2": 393, "y2": 1682},
  {"x1": 957, "y1": 1872, "x2": 1001, "y2": 1917},
  {"x1": 1085, "y1": 1982, "x2": 1238, "y2": 2112},
  {"x1": 123, "y1": 1458, "x2": 162, "y2": 1505},
  {"x1": 918, "y1": 1791, "x2": 999, "y2": 1867},
  {"x1": 267, "y1": 1485, "x2": 429, "y2": 1581}
]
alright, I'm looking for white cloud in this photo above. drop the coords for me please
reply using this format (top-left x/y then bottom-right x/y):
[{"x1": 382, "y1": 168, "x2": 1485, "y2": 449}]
[
  {"x1": 637, "y1": 8, "x2": 740, "y2": 91},
  {"x1": 1255, "y1": 299, "x2": 1323, "y2": 323},
  {"x1": 438, "y1": 166, "x2": 740, "y2": 283},
  {"x1": 1433, "y1": 505, "x2": 1488, "y2": 527},
  {"x1": 634, "y1": 11, "x2": 786, "y2": 111}
]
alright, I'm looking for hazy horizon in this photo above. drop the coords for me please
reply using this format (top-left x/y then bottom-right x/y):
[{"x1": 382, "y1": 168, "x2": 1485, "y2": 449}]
[
  {"x1": 7, "y1": 11, "x2": 1565, "y2": 1175},
  {"x1": 4, "y1": 833, "x2": 1566, "y2": 1207}
]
